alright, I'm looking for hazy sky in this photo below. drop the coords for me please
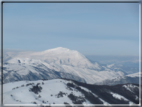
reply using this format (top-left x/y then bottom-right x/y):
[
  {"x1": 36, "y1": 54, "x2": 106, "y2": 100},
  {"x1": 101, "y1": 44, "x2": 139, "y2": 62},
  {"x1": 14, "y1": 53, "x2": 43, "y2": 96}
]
[{"x1": 3, "y1": 3, "x2": 139, "y2": 56}]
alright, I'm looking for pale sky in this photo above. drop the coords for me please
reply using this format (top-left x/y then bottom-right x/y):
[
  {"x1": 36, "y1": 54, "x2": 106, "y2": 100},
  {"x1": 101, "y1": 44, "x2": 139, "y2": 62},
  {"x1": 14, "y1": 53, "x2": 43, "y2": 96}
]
[{"x1": 3, "y1": 3, "x2": 139, "y2": 56}]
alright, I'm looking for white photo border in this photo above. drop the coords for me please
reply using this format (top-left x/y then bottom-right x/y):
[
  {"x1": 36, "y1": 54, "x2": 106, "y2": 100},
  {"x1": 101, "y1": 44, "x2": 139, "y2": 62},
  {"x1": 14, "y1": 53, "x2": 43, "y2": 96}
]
[{"x1": 1, "y1": 0, "x2": 141, "y2": 106}]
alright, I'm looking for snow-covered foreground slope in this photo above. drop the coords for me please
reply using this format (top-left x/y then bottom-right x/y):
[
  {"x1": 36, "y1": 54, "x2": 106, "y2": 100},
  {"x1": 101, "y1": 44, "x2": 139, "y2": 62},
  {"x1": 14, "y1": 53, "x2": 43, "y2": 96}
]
[
  {"x1": 3, "y1": 79, "x2": 140, "y2": 106},
  {"x1": 2, "y1": 57, "x2": 124, "y2": 84}
]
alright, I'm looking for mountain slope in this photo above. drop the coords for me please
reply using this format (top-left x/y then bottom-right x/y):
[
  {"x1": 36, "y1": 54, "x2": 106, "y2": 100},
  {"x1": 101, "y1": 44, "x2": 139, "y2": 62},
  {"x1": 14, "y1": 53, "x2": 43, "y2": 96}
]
[
  {"x1": 2, "y1": 58, "x2": 86, "y2": 84},
  {"x1": 3, "y1": 79, "x2": 140, "y2": 105},
  {"x1": 13, "y1": 47, "x2": 100, "y2": 70},
  {"x1": 127, "y1": 72, "x2": 142, "y2": 77},
  {"x1": 2, "y1": 57, "x2": 124, "y2": 84},
  {"x1": 95, "y1": 72, "x2": 141, "y2": 85}
]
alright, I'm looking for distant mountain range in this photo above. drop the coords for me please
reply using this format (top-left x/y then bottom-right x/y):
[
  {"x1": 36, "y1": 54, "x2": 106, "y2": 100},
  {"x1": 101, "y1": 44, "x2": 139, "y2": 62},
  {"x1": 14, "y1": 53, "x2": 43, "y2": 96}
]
[
  {"x1": 3, "y1": 78, "x2": 140, "y2": 105},
  {"x1": 95, "y1": 72, "x2": 141, "y2": 86}
]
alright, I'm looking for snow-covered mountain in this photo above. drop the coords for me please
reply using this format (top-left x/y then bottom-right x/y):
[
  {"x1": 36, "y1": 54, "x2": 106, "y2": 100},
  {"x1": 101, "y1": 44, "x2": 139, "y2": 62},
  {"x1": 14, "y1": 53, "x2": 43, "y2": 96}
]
[
  {"x1": 1, "y1": 48, "x2": 141, "y2": 107},
  {"x1": 3, "y1": 79, "x2": 140, "y2": 106},
  {"x1": 127, "y1": 72, "x2": 142, "y2": 78},
  {"x1": 2, "y1": 56, "x2": 124, "y2": 84},
  {"x1": 2, "y1": 58, "x2": 85, "y2": 84},
  {"x1": 1, "y1": 47, "x2": 127, "y2": 84},
  {"x1": 95, "y1": 72, "x2": 141, "y2": 85},
  {"x1": 11, "y1": 47, "x2": 100, "y2": 70},
  {"x1": 104, "y1": 63, "x2": 139, "y2": 75}
]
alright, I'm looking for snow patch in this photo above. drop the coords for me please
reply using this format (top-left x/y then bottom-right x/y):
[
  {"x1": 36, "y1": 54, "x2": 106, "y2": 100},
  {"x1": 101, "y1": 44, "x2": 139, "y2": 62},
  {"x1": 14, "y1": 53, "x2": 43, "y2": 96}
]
[{"x1": 110, "y1": 92, "x2": 134, "y2": 104}]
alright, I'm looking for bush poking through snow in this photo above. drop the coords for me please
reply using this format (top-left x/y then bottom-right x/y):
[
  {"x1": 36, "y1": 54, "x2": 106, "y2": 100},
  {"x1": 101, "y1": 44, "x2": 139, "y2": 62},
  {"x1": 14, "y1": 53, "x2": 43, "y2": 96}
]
[
  {"x1": 64, "y1": 102, "x2": 72, "y2": 107},
  {"x1": 38, "y1": 95, "x2": 41, "y2": 98},
  {"x1": 33, "y1": 101, "x2": 37, "y2": 104},
  {"x1": 29, "y1": 84, "x2": 42, "y2": 94},
  {"x1": 21, "y1": 84, "x2": 24, "y2": 87},
  {"x1": 68, "y1": 93, "x2": 85, "y2": 104},
  {"x1": 56, "y1": 91, "x2": 67, "y2": 98}
]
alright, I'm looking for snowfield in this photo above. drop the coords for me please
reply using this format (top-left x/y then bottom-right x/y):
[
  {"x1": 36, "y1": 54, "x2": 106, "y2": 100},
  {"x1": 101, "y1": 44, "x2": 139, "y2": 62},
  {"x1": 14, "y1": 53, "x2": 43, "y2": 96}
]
[
  {"x1": 3, "y1": 79, "x2": 89, "y2": 105},
  {"x1": 2, "y1": 79, "x2": 140, "y2": 106}
]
